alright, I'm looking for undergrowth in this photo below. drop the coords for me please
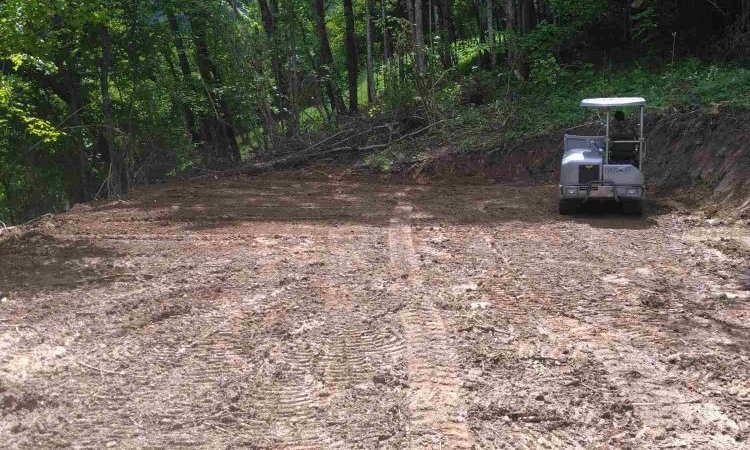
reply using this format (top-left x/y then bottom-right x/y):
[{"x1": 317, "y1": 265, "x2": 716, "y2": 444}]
[
  {"x1": 451, "y1": 58, "x2": 750, "y2": 140},
  {"x1": 363, "y1": 58, "x2": 750, "y2": 172}
]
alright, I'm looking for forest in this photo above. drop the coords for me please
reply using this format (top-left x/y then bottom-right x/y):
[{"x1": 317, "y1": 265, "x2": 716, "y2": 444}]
[{"x1": 1, "y1": 0, "x2": 749, "y2": 223}]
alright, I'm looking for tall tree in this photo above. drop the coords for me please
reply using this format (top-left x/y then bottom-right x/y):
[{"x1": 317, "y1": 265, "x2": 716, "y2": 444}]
[
  {"x1": 284, "y1": 0, "x2": 301, "y2": 134},
  {"x1": 312, "y1": 0, "x2": 345, "y2": 113},
  {"x1": 99, "y1": 25, "x2": 127, "y2": 197},
  {"x1": 439, "y1": 0, "x2": 455, "y2": 67},
  {"x1": 366, "y1": 0, "x2": 377, "y2": 103},
  {"x1": 381, "y1": 0, "x2": 393, "y2": 62},
  {"x1": 343, "y1": 0, "x2": 359, "y2": 112},
  {"x1": 504, "y1": 0, "x2": 536, "y2": 79},
  {"x1": 413, "y1": 0, "x2": 427, "y2": 75},
  {"x1": 190, "y1": 15, "x2": 241, "y2": 161},
  {"x1": 257, "y1": 0, "x2": 290, "y2": 119},
  {"x1": 487, "y1": 0, "x2": 496, "y2": 69},
  {"x1": 166, "y1": 12, "x2": 199, "y2": 143}
]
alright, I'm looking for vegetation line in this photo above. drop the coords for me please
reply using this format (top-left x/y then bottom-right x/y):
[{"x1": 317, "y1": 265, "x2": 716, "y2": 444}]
[{"x1": 0, "y1": 0, "x2": 748, "y2": 222}]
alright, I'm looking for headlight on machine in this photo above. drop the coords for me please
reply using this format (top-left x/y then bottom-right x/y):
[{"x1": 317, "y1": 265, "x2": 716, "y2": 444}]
[
  {"x1": 562, "y1": 187, "x2": 578, "y2": 197},
  {"x1": 623, "y1": 187, "x2": 641, "y2": 197}
]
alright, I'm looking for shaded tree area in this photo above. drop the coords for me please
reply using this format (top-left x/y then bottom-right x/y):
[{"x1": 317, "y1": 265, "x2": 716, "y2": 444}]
[{"x1": 1, "y1": 0, "x2": 748, "y2": 222}]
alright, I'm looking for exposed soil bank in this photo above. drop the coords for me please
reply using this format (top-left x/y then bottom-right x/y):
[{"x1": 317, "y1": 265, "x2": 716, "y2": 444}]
[{"x1": 412, "y1": 108, "x2": 750, "y2": 217}]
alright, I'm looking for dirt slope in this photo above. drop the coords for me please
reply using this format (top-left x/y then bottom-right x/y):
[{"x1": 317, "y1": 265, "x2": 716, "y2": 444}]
[
  {"x1": 1, "y1": 174, "x2": 749, "y2": 449},
  {"x1": 413, "y1": 108, "x2": 750, "y2": 218}
]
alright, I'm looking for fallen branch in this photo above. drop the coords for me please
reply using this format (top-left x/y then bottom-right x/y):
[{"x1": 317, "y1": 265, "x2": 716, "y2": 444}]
[
  {"x1": 304, "y1": 125, "x2": 355, "y2": 153},
  {"x1": 228, "y1": 119, "x2": 445, "y2": 176},
  {"x1": 631, "y1": 399, "x2": 701, "y2": 407},
  {"x1": 76, "y1": 360, "x2": 127, "y2": 376},
  {"x1": 0, "y1": 220, "x2": 15, "y2": 235},
  {"x1": 318, "y1": 123, "x2": 393, "y2": 151},
  {"x1": 458, "y1": 324, "x2": 503, "y2": 334},
  {"x1": 307, "y1": 120, "x2": 445, "y2": 158},
  {"x1": 21, "y1": 213, "x2": 54, "y2": 226},
  {"x1": 76, "y1": 359, "x2": 147, "y2": 379}
]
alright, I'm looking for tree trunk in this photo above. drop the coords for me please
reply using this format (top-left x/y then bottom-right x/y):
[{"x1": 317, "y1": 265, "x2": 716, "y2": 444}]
[
  {"x1": 505, "y1": 0, "x2": 525, "y2": 79},
  {"x1": 167, "y1": 14, "x2": 193, "y2": 88},
  {"x1": 312, "y1": 0, "x2": 345, "y2": 113},
  {"x1": 440, "y1": 0, "x2": 455, "y2": 67},
  {"x1": 162, "y1": 49, "x2": 198, "y2": 144},
  {"x1": 343, "y1": 0, "x2": 359, "y2": 112},
  {"x1": 414, "y1": 0, "x2": 427, "y2": 75},
  {"x1": 366, "y1": 0, "x2": 376, "y2": 103},
  {"x1": 228, "y1": 0, "x2": 239, "y2": 17},
  {"x1": 429, "y1": 0, "x2": 433, "y2": 38},
  {"x1": 258, "y1": 0, "x2": 289, "y2": 119},
  {"x1": 191, "y1": 18, "x2": 241, "y2": 162},
  {"x1": 61, "y1": 69, "x2": 87, "y2": 202},
  {"x1": 166, "y1": 13, "x2": 200, "y2": 143},
  {"x1": 285, "y1": 0, "x2": 301, "y2": 135},
  {"x1": 99, "y1": 26, "x2": 127, "y2": 197},
  {"x1": 475, "y1": 0, "x2": 486, "y2": 43},
  {"x1": 381, "y1": 0, "x2": 392, "y2": 61},
  {"x1": 487, "y1": 0, "x2": 496, "y2": 69},
  {"x1": 520, "y1": 0, "x2": 535, "y2": 34}
]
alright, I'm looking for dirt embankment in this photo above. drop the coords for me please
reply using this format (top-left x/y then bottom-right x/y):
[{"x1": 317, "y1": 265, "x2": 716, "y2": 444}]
[
  {"x1": 645, "y1": 108, "x2": 750, "y2": 214},
  {"x1": 414, "y1": 108, "x2": 750, "y2": 217}
]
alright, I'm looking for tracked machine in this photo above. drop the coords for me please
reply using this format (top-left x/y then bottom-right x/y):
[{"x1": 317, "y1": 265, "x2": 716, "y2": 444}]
[{"x1": 559, "y1": 97, "x2": 647, "y2": 215}]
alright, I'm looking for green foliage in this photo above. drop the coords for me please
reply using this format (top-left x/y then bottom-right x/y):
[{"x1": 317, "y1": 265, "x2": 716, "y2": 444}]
[
  {"x1": 520, "y1": 22, "x2": 565, "y2": 85},
  {"x1": 363, "y1": 150, "x2": 394, "y2": 173},
  {"x1": 21, "y1": 117, "x2": 63, "y2": 144},
  {"x1": 520, "y1": 22, "x2": 564, "y2": 57},
  {"x1": 632, "y1": 0, "x2": 658, "y2": 42},
  {"x1": 454, "y1": 39, "x2": 486, "y2": 70},
  {"x1": 381, "y1": 62, "x2": 418, "y2": 112},
  {"x1": 438, "y1": 59, "x2": 750, "y2": 150},
  {"x1": 548, "y1": 0, "x2": 608, "y2": 26},
  {"x1": 528, "y1": 54, "x2": 561, "y2": 85}
]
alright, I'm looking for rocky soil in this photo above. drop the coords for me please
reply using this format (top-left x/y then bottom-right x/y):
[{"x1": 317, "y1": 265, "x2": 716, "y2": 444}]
[{"x1": 1, "y1": 173, "x2": 749, "y2": 449}]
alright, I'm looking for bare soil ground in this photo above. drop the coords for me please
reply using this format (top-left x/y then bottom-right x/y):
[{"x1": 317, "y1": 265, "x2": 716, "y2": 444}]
[{"x1": 1, "y1": 173, "x2": 749, "y2": 449}]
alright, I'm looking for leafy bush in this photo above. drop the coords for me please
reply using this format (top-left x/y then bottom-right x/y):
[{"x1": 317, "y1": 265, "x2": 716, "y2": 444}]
[
  {"x1": 436, "y1": 58, "x2": 750, "y2": 150},
  {"x1": 548, "y1": 0, "x2": 608, "y2": 27}
]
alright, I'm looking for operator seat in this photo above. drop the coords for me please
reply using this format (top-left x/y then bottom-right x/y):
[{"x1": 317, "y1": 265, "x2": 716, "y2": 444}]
[{"x1": 609, "y1": 135, "x2": 640, "y2": 167}]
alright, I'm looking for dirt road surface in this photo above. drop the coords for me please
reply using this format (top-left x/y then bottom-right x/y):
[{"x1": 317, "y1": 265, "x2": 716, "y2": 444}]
[{"x1": 1, "y1": 174, "x2": 749, "y2": 449}]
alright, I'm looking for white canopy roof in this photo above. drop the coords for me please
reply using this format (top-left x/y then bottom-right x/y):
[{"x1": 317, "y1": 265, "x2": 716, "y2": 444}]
[{"x1": 580, "y1": 97, "x2": 646, "y2": 108}]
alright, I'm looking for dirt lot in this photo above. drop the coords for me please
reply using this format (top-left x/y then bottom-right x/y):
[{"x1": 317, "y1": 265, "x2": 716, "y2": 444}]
[{"x1": 1, "y1": 173, "x2": 749, "y2": 449}]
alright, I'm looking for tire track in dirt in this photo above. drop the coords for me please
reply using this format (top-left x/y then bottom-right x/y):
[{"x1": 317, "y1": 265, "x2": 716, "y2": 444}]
[
  {"x1": 442, "y1": 229, "x2": 597, "y2": 449},
  {"x1": 465, "y1": 226, "x2": 746, "y2": 448},
  {"x1": 298, "y1": 226, "x2": 408, "y2": 448},
  {"x1": 232, "y1": 233, "x2": 336, "y2": 450},
  {"x1": 74, "y1": 285, "x2": 258, "y2": 447},
  {"x1": 388, "y1": 197, "x2": 473, "y2": 449},
  {"x1": 57, "y1": 235, "x2": 332, "y2": 448}
]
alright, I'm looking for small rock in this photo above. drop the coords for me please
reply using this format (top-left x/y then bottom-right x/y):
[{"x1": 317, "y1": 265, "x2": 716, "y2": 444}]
[
  {"x1": 666, "y1": 353, "x2": 682, "y2": 363},
  {"x1": 451, "y1": 282, "x2": 478, "y2": 293}
]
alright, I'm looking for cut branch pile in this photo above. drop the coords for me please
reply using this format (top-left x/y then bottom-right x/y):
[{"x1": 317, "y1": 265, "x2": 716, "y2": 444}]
[{"x1": 218, "y1": 117, "x2": 445, "y2": 177}]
